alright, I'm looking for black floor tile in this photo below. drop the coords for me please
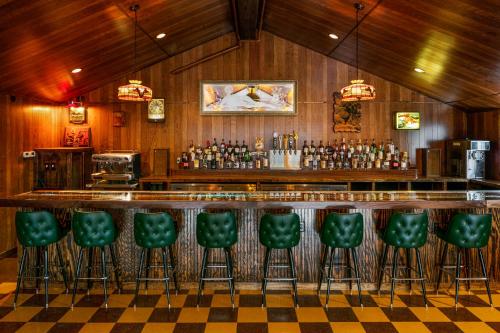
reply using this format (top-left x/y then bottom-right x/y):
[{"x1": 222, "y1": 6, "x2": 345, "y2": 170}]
[
  {"x1": 147, "y1": 307, "x2": 181, "y2": 322},
  {"x1": 173, "y1": 323, "x2": 206, "y2": 333},
  {"x1": 110, "y1": 323, "x2": 145, "y2": 333},
  {"x1": 438, "y1": 307, "x2": 481, "y2": 322},
  {"x1": 325, "y1": 307, "x2": 358, "y2": 322},
  {"x1": 183, "y1": 295, "x2": 213, "y2": 307},
  {"x1": 21, "y1": 294, "x2": 58, "y2": 307},
  {"x1": 236, "y1": 323, "x2": 268, "y2": 333},
  {"x1": 208, "y1": 307, "x2": 238, "y2": 322},
  {"x1": 29, "y1": 307, "x2": 69, "y2": 322},
  {"x1": 346, "y1": 294, "x2": 378, "y2": 307},
  {"x1": 267, "y1": 307, "x2": 298, "y2": 322},
  {"x1": 74, "y1": 295, "x2": 105, "y2": 307},
  {"x1": 381, "y1": 307, "x2": 420, "y2": 322},
  {"x1": 297, "y1": 295, "x2": 322, "y2": 307},
  {"x1": 47, "y1": 323, "x2": 84, "y2": 333},
  {"x1": 0, "y1": 322, "x2": 25, "y2": 333},
  {"x1": 128, "y1": 295, "x2": 160, "y2": 307},
  {"x1": 424, "y1": 322, "x2": 464, "y2": 333},
  {"x1": 397, "y1": 294, "x2": 434, "y2": 307},
  {"x1": 88, "y1": 308, "x2": 125, "y2": 322},
  {"x1": 362, "y1": 322, "x2": 398, "y2": 333},
  {"x1": 238, "y1": 295, "x2": 262, "y2": 307},
  {"x1": 299, "y1": 322, "x2": 332, "y2": 333}
]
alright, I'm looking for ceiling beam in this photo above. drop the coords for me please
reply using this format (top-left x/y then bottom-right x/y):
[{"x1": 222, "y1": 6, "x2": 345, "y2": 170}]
[{"x1": 232, "y1": 0, "x2": 265, "y2": 40}]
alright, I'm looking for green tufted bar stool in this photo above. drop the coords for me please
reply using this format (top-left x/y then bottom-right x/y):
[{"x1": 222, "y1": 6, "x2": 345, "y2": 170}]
[
  {"x1": 14, "y1": 211, "x2": 69, "y2": 308},
  {"x1": 317, "y1": 212, "x2": 363, "y2": 307},
  {"x1": 260, "y1": 213, "x2": 301, "y2": 307},
  {"x1": 134, "y1": 212, "x2": 179, "y2": 308},
  {"x1": 435, "y1": 213, "x2": 493, "y2": 307},
  {"x1": 196, "y1": 211, "x2": 237, "y2": 307},
  {"x1": 71, "y1": 211, "x2": 121, "y2": 308},
  {"x1": 376, "y1": 212, "x2": 429, "y2": 308}
]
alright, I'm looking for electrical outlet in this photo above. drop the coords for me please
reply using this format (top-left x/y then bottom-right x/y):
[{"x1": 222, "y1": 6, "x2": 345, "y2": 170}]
[{"x1": 22, "y1": 151, "x2": 36, "y2": 159}]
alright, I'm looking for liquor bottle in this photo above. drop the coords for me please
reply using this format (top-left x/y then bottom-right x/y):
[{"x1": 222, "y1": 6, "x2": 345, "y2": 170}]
[
  {"x1": 312, "y1": 153, "x2": 318, "y2": 170},
  {"x1": 302, "y1": 140, "x2": 309, "y2": 155},
  {"x1": 220, "y1": 138, "x2": 226, "y2": 154},
  {"x1": 225, "y1": 157, "x2": 233, "y2": 169},
  {"x1": 211, "y1": 152, "x2": 217, "y2": 169},
  {"x1": 262, "y1": 152, "x2": 269, "y2": 169},
  {"x1": 188, "y1": 140, "x2": 195, "y2": 153},
  {"x1": 193, "y1": 154, "x2": 200, "y2": 169},
  {"x1": 255, "y1": 154, "x2": 261, "y2": 169},
  {"x1": 241, "y1": 140, "x2": 248, "y2": 153},
  {"x1": 383, "y1": 152, "x2": 391, "y2": 170},
  {"x1": 234, "y1": 140, "x2": 241, "y2": 156},
  {"x1": 320, "y1": 154, "x2": 327, "y2": 169},
  {"x1": 326, "y1": 141, "x2": 333, "y2": 155},
  {"x1": 303, "y1": 154, "x2": 310, "y2": 169},
  {"x1": 371, "y1": 138, "x2": 377, "y2": 153},
  {"x1": 310, "y1": 140, "x2": 316, "y2": 154},
  {"x1": 212, "y1": 138, "x2": 218, "y2": 153},
  {"x1": 233, "y1": 156, "x2": 240, "y2": 169},
  {"x1": 318, "y1": 140, "x2": 325, "y2": 155},
  {"x1": 227, "y1": 140, "x2": 233, "y2": 154},
  {"x1": 356, "y1": 139, "x2": 363, "y2": 154},
  {"x1": 391, "y1": 147, "x2": 400, "y2": 169},
  {"x1": 327, "y1": 154, "x2": 334, "y2": 170},
  {"x1": 272, "y1": 131, "x2": 279, "y2": 150},
  {"x1": 388, "y1": 138, "x2": 395, "y2": 155},
  {"x1": 364, "y1": 139, "x2": 370, "y2": 154},
  {"x1": 400, "y1": 152, "x2": 409, "y2": 170},
  {"x1": 378, "y1": 141, "x2": 385, "y2": 161}
]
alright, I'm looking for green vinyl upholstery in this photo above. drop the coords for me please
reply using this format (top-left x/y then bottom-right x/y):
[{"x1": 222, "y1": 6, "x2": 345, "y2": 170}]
[
  {"x1": 72, "y1": 211, "x2": 117, "y2": 248},
  {"x1": 134, "y1": 212, "x2": 177, "y2": 248},
  {"x1": 320, "y1": 212, "x2": 363, "y2": 248},
  {"x1": 196, "y1": 212, "x2": 237, "y2": 248},
  {"x1": 380, "y1": 212, "x2": 428, "y2": 248},
  {"x1": 260, "y1": 213, "x2": 300, "y2": 249},
  {"x1": 436, "y1": 213, "x2": 492, "y2": 248},
  {"x1": 15, "y1": 211, "x2": 65, "y2": 247}
]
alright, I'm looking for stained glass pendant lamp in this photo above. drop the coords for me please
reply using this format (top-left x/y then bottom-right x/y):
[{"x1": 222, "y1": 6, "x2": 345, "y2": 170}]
[
  {"x1": 117, "y1": 4, "x2": 152, "y2": 102},
  {"x1": 340, "y1": 3, "x2": 375, "y2": 102}
]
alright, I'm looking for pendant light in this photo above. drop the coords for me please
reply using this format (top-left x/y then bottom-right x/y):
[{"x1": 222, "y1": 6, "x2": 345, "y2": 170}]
[
  {"x1": 341, "y1": 3, "x2": 375, "y2": 102},
  {"x1": 117, "y1": 4, "x2": 152, "y2": 102}
]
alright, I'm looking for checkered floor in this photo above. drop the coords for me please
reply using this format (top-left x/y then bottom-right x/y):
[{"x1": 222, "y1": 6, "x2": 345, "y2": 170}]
[{"x1": 0, "y1": 284, "x2": 499, "y2": 333}]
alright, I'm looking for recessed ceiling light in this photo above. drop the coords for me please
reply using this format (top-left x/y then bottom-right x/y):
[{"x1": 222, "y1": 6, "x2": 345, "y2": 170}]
[
  {"x1": 156, "y1": 32, "x2": 166, "y2": 39},
  {"x1": 414, "y1": 67, "x2": 425, "y2": 73},
  {"x1": 329, "y1": 33, "x2": 339, "y2": 39},
  {"x1": 71, "y1": 68, "x2": 82, "y2": 74}
]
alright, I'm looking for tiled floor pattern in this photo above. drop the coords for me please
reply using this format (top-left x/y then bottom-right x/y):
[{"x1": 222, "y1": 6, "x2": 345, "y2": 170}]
[{"x1": 0, "y1": 285, "x2": 499, "y2": 333}]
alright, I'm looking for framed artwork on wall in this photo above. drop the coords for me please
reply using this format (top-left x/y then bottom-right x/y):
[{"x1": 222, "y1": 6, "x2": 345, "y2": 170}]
[
  {"x1": 200, "y1": 80, "x2": 297, "y2": 115},
  {"x1": 113, "y1": 111, "x2": 126, "y2": 127},
  {"x1": 148, "y1": 98, "x2": 165, "y2": 122},
  {"x1": 395, "y1": 112, "x2": 420, "y2": 130},
  {"x1": 68, "y1": 102, "x2": 87, "y2": 124},
  {"x1": 62, "y1": 127, "x2": 91, "y2": 147}
]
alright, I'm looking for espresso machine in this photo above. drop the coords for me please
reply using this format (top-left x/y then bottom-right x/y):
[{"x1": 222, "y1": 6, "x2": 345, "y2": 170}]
[
  {"x1": 88, "y1": 151, "x2": 141, "y2": 189},
  {"x1": 446, "y1": 139, "x2": 490, "y2": 179}
]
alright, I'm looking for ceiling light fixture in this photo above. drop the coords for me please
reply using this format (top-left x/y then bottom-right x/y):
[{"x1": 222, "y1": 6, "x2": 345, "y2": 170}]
[
  {"x1": 156, "y1": 32, "x2": 166, "y2": 39},
  {"x1": 414, "y1": 67, "x2": 425, "y2": 73},
  {"x1": 118, "y1": 4, "x2": 152, "y2": 102},
  {"x1": 340, "y1": 3, "x2": 376, "y2": 102},
  {"x1": 71, "y1": 68, "x2": 82, "y2": 74},
  {"x1": 329, "y1": 33, "x2": 339, "y2": 39}
]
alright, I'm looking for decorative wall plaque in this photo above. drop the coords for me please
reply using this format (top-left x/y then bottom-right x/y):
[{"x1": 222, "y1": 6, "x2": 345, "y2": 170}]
[
  {"x1": 148, "y1": 98, "x2": 165, "y2": 122},
  {"x1": 113, "y1": 111, "x2": 126, "y2": 127},
  {"x1": 68, "y1": 102, "x2": 87, "y2": 124},
  {"x1": 63, "y1": 127, "x2": 91, "y2": 147}
]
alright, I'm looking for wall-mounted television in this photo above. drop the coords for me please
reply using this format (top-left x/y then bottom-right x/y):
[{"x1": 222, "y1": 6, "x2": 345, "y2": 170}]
[{"x1": 395, "y1": 112, "x2": 420, "y2": 130}]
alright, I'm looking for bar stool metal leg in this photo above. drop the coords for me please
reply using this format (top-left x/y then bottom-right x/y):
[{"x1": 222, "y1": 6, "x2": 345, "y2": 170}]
[
  {"x1": 101, "y1": 247, "x2": 108, "y2": 308},
  {"x1": 14, "y1": 248, "x2": 28, "y2": 308},
  {"x1": 415, "y1": 248, "x2": 427, "y2": 307},
  {"x1": 351, "y1": 248, "x2": 363, "y2": 307},
  {"x1": 43, "y1": 246, "x2": 49, "y2": 308},
  {"x1": 145, "y1": 249, "x2": 151, "y2": 291},
  {"x1": 325, "y1": 247, "x2": 335, "y2": 308},
  {"x1": 377, "y1": 244, "x2": 388, "y2": 293},
  {"x1": 406, "y1": 249, "x2": 412, "y2": 292},
  {"x1": 197, "y1": 248, "x2": 209, "y2": 307},
  {"x1": 86, "y1": 248, "x2": 93, "y2": 294},
  {"x1": 478, "y1": 249, "x2": 493, "y2": 306},
  {"x1": 317, "y1": 245, "x2": 328, "y2": 295},
  {"x1": 390, "y1": 247, "x2": 399, "y2": 308},
  {"x1": 454, "y1": 248, "x2": 462, "y2": 307},
  {"x1": 464, "y1": 249, "x2": 471, "y2": 292},
  {"x1": 224, "y1": 248, "x2": 235, "y2": 308},
  {"x1": 55, "y1": 244, "x2": 68, "y2": 292},
  {"x1": 72, "y1": 248, "x2": 84, "y2": 307},
  {"x1": 261, "y1": 248, "x2": 271, "y2": 307},
  {"x1": 227, "y1": 248, "x2": 236, "y2": 299},
  {"x1": 134, "y1": 249, "x2": 145, "y2": 308},
  {"x1": 161, "y1": 248, "x2": 171, "y2": 308},
  {"x1": 287, "y1": 248, "x2": 299, "y2": 307},
  {"x1": 436, "y1": 243, "x2": 448, "y2": 293},
  {"x1": 345, "y1": 249, "x2": 352, "y2": 292},
  {"x1": 109, "y1": 245, "x2": 122, "y2": 293},
  {"x1": 35, "y1": 247, "x2": 41, "y2": 293},
  {"x1": 168, "y1": 245, "x2": 179, "y2": 293}
]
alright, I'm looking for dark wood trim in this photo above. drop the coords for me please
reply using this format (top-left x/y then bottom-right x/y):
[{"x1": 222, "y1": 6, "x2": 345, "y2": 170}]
[
  {"x1": 0, "y1": 247, "x2": 17, "y2": 260},
  {"x1": 170, "y1": 43, "x2": 241, "y2": 74}
]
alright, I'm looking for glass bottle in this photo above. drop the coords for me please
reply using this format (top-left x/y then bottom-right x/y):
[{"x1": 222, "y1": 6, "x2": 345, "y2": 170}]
[
  {"x1": 234, "y1": 140, "x2": 241, "y2": 156},
  {"x1": 302, "y1": 140, "x2": 309, "y2": 155}
]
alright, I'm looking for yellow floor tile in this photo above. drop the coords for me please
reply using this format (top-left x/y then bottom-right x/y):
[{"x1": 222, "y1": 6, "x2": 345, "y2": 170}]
[
  {"x1": 410, "y1": 307, "x2": 451, "y2": 322},
  {"x1": 268, "y1": 322, "x2": 301, "y2": 333},
  {"x1": 106, "y1": 294, "x2": 135, "y2": 308},
  {"x1": 478, "y1": 294, "x2": 500, "y2": 305},
  {"x1": 428, "y1": 294, "x2": 463, "y2": 307},
  {"x1": 352, "y1": 307, "x2": 390, "y2": 322},
  {"x1": 117, "y1": 307, "x2": 154, "y2": 323},
  {"x1": 330, "y1": 322, "x2": 366, "y2": 333},
  {"x1": 0, "y1": 306, "x2": 42, "y2": 322},
  {"x1": 392, "y1": 322, "x2": 432, "y2": 333},
  {"x1": 176, "y1": 307, "x2": 210, "y2": 323},
  {"x1": 14, "y1": 322, "x2": 54, "y2": 333},
  {"x1": 211, "y1": 294, "x2": 239, "y2": 307},
  {"x1": 58, "y1": 307, "x2": 98, "y2": 322},
  {"x1": 455, "y1": 322, "x2": 499, "y2": 333},
  {"x1": 467, "y1": 307, "x2": 500, "y2": 322},
  {"x1": 0, "y1": 293, "x2": 31, "y2": 306},
  {"x1": 141, "y1": 323, "x2": 176, "y2": 333},
  {"x1": 0, "y1": 282, "x2": 16, "y2": 293},
  {"x1": 205, "y1": 323, "x2": 238, "y2": 333},
  {"x1": 78, "y1": 323, "x2": 114, "y2": 333},
  {"x1": 49, "y1": 293, "x2": 82, "y2": 307},
  {"x1": 320, "y1": 294, "x2": 351, "y2": 307},
  {"x1": 156, "y1": 294, "x2": 186, "y2": 308},
  {"x1": 266, "y1": 294, "x2": 295, "y2": 307},
  {"x1": 295, "y1": 307, "x2": 329, "y2": 322},
  {"x1": 237, "y1": 307, "x2": 268, "y2": 322},
  {"x1": 371, "y1": 294, "x2": 406, "y2": 307}
]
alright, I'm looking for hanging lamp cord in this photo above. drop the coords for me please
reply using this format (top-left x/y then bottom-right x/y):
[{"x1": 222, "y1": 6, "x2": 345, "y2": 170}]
[
  {"x1": 133, "y1": 8, "x2": 137, "y2": 73},
  {"x1": 355, "y1": 6, "x2": 359, "y2": 80}
]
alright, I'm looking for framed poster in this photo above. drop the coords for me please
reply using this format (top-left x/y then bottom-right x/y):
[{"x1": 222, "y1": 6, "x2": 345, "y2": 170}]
[
  {"x1": 200, "y1": 80, "x2": 297, "y2": 115},
  {"x1": 395, "y1": 112, "x2": 420, "y2": 130},
  {"x1": 68, "y1": 102, "x2": 87, "y2": 124},
  {"x1": 63, "y1": 127, "x2": 91, "y2": 147},
  {"x1": 113, "y1": 111, "x2": 126, "y2": 127},
  {"x1": 148, "y1": 98, "x2": 165, "y2": 122}
]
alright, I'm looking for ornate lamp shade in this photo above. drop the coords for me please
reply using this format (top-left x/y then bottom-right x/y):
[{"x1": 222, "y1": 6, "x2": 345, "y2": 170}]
[
  {"x1": 341, "y1": 79, "x2": 376, "y2": 102},
  {"x1": 117, "y1": 79, "x2": 152, "y2": 102}
]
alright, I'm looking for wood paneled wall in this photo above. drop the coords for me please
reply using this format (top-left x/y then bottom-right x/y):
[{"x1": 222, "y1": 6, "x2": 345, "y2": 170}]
[
  {"x1": 0, "y1": 95, "x2": 64, "y2": 253},
  {"x1": 467, "y1": 111, "x2": 500, "y2": 180},
  {"x1": 84, "y1": 32, "x2": 466, "y2": 173}
]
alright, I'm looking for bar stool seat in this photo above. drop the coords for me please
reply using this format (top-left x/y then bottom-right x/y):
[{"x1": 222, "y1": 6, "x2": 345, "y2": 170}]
[
  {"x1": 317, "y1": 212, "x2": 363, "y2": 307},
  {"x1": 260, "y1": 213, "x2": 300, "y2": 307},
  {"x1": 196, "y1": 211, "x2": 237, "y2": 307},
  {"x1": 435, "y1": 213, "x2": 493, "y2": 307},
  {"x1": 134, "y1": 212, "x2": 179, "y2": 308},
  {"x1": 71, "y1": 211, "x2": 121, "y2": 308},
  {"x1": 377, "y1": 212, "x2": 428, "y2": 308},
  {"x1": 14, "y1": 211, "x2": 69, "y2": 308}
]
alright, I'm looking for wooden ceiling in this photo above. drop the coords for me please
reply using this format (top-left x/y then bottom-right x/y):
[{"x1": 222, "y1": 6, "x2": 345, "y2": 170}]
[{"x1": 0, "y1": 0, "x2": 499, "y2": 110}]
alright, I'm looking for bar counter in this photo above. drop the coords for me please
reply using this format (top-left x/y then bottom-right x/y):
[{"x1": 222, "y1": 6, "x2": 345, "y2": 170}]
[{"x1": 1, "y1": 190, "x2": 499, "y2": 288}]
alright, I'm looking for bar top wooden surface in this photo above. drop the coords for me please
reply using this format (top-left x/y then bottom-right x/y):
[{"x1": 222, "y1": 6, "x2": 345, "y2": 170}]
[{"x1": 1, "y1": 190, "x2": 499, "y2": 209}]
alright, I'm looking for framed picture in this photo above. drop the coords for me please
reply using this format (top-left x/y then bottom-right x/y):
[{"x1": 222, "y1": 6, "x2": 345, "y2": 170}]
[
  {"x1": 200, "y1": 80, "x2": 297, "y2": 115},
  {"x1": 113, "y1": 111, "x2": 126, "y2": 127},
  {"x1": 148, "y1": 98, "x2": 165, "y2": 122},
  {"x1": 68, "y1": 102, "x2": 87, "y2": 124},
  {"x1": 395, "y1": 112, "x2": 420, "y2": 130},
  {"x1": 63, "y1": 127, "x2": 91, "y2": 147}
]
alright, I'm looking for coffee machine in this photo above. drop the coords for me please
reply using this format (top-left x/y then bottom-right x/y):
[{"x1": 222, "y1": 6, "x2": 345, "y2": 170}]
[
  {"x1": 446, "y1": 139, "x2": 490, "y2": 179},
  {"x1": 88, "y1": 151, "x2": 141, "y2": 189}
]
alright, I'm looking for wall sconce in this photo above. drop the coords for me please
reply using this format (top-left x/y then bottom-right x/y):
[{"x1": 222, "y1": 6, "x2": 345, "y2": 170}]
[{"x1": 68, "y1": 97, "x2": 87, "y2": 124}]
